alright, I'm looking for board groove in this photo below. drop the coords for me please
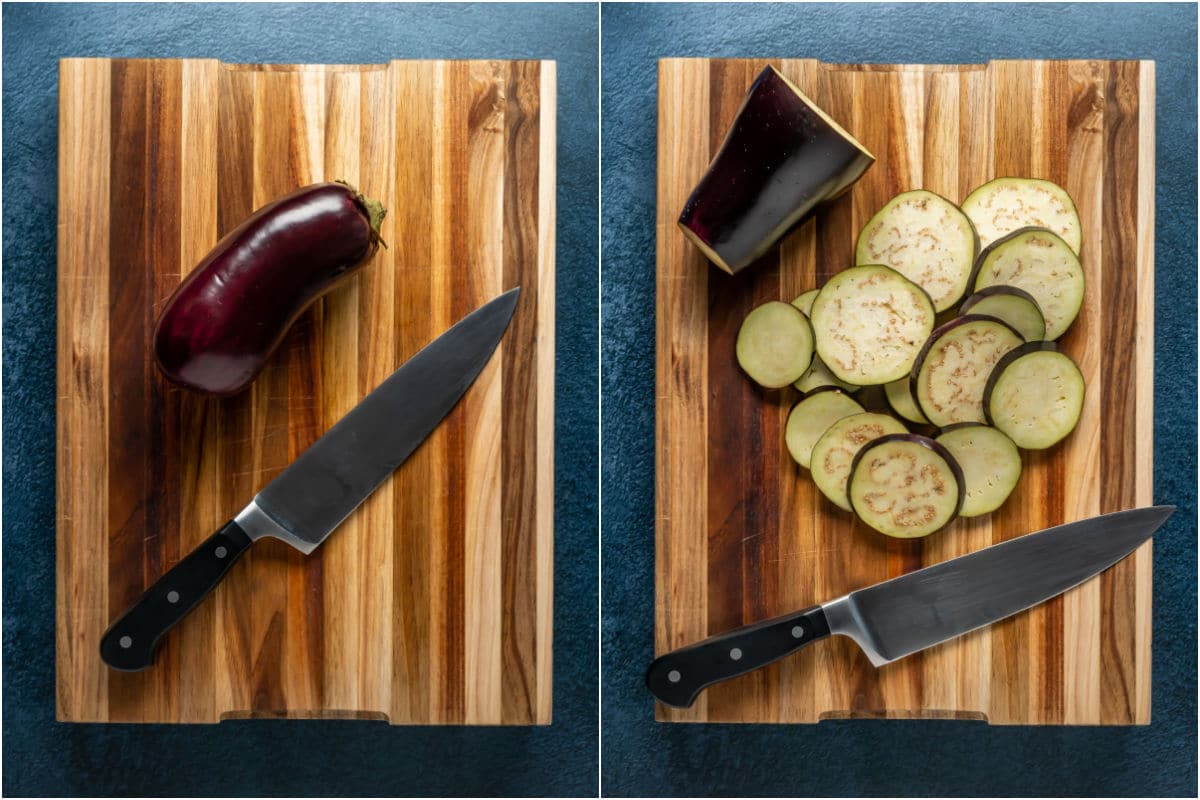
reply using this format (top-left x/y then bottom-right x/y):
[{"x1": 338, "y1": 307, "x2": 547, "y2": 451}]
[
  {"x1": 57, "y1": 58, "x2": 555, "y2": 725},
  {"x1": 655, "y1": 58, "x2": 1154, "y2": 725}
]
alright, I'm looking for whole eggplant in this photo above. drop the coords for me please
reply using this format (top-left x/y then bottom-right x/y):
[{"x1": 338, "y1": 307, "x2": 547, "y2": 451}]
[{"x1": 154, "y1": 182, "x2": 386, "y2": 396}]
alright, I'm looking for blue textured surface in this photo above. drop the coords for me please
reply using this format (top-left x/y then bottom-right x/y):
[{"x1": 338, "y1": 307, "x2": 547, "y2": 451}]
[
  {"x1": 2, "y1": 3, "x2": 597, "y2": 796},
  {"x1": 601, "y1": 3, "x2": 1196, "y2": 796}
]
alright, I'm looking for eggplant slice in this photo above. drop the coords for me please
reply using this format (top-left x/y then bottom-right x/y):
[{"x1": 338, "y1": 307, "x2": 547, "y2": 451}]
[
  {"x1": 961, "y1": 177, "x2": 1082, "y2": 254},
  {"x1": 810, "y1": 412, "x2": 908, "y2": 511},
  {"x1": 810, "y1": 265, "x2": 936, "y2": 386},
  {"x1": 959, "y1": 285, "x2": 1046, "y2": 342},
  {"x1": 735, "y1": 301, "x2": 814, "y2": 388},
  {"x1": 935, "y1": 423, "x2": 1022, "y2": 517},
  {"x1": 855, "y1": 190, "x2": 978, "y2": 312},
  {"x1": 971, "y1": 227, "x2": 1084, "y2": 341},
  {"x1": 885, "y1": 376, "x2": 929, "y2": 425},
  {"x1": 791, "y1": 290, "x2": 860, "y2": 394},
  {"x1": 785, "y1": 388, "x2": 865, "y2": 469},
  {"x1": 984, "y1": 342, "x2": 1085, "y2": 449},
  {"x1": 678, "y1": 65, "x2": 875, "y2": 275},
  {"x1": 848, "y1": 434, "x2": 964, "y2": 538},
  {"x1": 913, "y1": 315, "x2": 1024, "y2": 427}
]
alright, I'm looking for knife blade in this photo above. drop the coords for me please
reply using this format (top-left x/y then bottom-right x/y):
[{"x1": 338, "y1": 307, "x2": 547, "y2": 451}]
[
  {"x1": 100, "y1": 287, "x2": 521, "y2": 671},
  {"x1": 646, "y1": 505, "x2": 1174, "y2": 708}
]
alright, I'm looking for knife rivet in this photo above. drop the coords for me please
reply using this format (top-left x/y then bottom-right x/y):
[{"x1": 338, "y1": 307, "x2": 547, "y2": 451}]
[
  {"x1": 730, "y1": 648, "x2": 743, "y2": 661},
  {"x1": 119, "y1": 636, "x2": 132, "y2": 649},
  {"x1": 215, "y1": 546, "x2": 228, "y2": 559},
  {"x1": 792, "y1": 626, "x2": 804, "y2": 639},
  {"x1": 167, "y1": 590, "x2": 180, "y2": 604},
  {"x1": 667, "y1": 670, "x2": 681, "y2": 684}
]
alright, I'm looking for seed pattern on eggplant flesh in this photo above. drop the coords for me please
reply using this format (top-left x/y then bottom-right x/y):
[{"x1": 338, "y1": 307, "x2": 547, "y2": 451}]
[
  {"x1": 735, "y1": 301, "x2": 814, "y2": 388},
  {"x1": 935, "y1": 424, "x2": 1022, "y2": 517},
  {"x1": 971, "y1": 228, "x2": 1084, "y2": 340},
  {"x1": 914, "y1": 316, "x2": 1024, "y2": 427},
  {"x1": 810, "y1": 266, "x2": 935, "y2": 386},
  {"x1": 855, "y1": 190, "x2": 978, "y2": 312},
  {"x1": 961, "y1": 177, "x2": 1082, "y2": 253},
  {"x1": 810, "y1": 412, "x2": 908, "y2": 511},
  {"x1": 791, "y1": 290, "x2": 860, "y2": 393},
  {"x1": 785, "y1": 389, "x2": 865, "y2": 469},
  {"x1": 985, "y1": 346, "x2": 1085, "y2": 450},
  {"x1": 848, "y1": 435, "x2": 963, "y2": 538}
]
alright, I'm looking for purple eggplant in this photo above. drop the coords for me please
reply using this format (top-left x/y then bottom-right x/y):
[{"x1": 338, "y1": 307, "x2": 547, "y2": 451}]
[
  {"x1": 678, "y1": 65, "x2": 875, "y2": 275},
  {"x1": 154, "y1": 182, "x2": 386, "y2": 396}
]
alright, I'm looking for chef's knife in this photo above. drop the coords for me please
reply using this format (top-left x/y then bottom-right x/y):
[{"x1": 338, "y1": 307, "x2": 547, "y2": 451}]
[
  {"x1": 100, "y1": 288, "x2": 521, "y2": 671},
  {"x1": 646, "y1": 505, "x2": 1173, "y2": 708}
]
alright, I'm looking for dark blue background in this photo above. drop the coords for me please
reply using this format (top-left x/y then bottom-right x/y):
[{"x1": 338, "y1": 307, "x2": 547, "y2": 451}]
[
  {"x1": 601, "y1": 3, "x2": 1197, "y2": 796},
  {"x1": 2, "y1": 3, "x2": 597, "y2": 796}
]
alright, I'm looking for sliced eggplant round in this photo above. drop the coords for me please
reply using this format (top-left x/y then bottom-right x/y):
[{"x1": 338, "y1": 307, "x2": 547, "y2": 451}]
[
  {"x1": 912, "y1": 315, "x2": 1024, "y2": 427},
  {"x1": 961, "y1": 177, "x2": 1082, "y2": 254},
  {"x1": 784, "y1": 388, "x2": 865, "y2": 469},
  {"x1": 810, "y1": 412, "x2": 908, "y2": 511},
  {"x1": 885, "y1": 376, "x2": 929, "y2": 424},
  {"x1": 791, "y1": 289, "x2": 819, "y2": 317},
  {"x1": 984, "y1": 342, "x2": 1085, "y2": 449},
  {"x1": 791, "y1": 290, "x2": 860, "y2": 394},
  {"x1": 959, "y1": 285, "x2": 1046, "y2": 342},
  {"x1": 735, "y1": 301, "x2": 815, "y2": 388},
  {"x1": 935, "y1": 423, "x2": 1022, "y2": 517},
  {"x1": 971, "y1": 227, "x2": 1084, "y2": 341},
  {"x1": 810, "y1": 265, "x2": 936, "y2": 386},
  {"x1": 848, "y1": 434, "x2": 964, "y2": 538},
  {"x1": 855, "y1": 189, "x2": 978, "y2": 312}
]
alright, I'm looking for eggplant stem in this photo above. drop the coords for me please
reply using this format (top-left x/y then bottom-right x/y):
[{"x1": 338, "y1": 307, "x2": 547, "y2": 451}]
[{"x1": 337, "y1": 179, "x2": 389, "y2": 250}]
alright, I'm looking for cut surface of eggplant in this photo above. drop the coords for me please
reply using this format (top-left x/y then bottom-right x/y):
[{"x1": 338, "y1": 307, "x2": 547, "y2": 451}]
[
  {"x1": 791, "y1": 290, "x2": 859, "y2": 393},
  {"x1": 959, "y1": 286, "x2": 1046, "y2": 342},
  {"x1": 735, "y1": 301, "x2": 814, "y2": 388},
  {"x1": 678, "y1": 66, "x2": 875, "y2": 275},
  {"x1": 971, "y1": 227, "x2": 1084, "y2": 341},
  {"x1": 810, "y1": 265, "x2": 935, "y2": 385},
  {"x1": 784, "y1": 389, "x2": 865, "y2": 469},
  {"x1": 935, "y1": 423, "x2": 1022, "y2": 517},
  {"x1": 810, "y1": 412, "x2": 908, "y2": 511},
  {"x1": 885, "y1": 377, "x2": 929, "y2": 424},
  {"x1": 913, "y1": 315, "x2": 1024, "y2": 427},
  {"x1": 855, "y1": 190, "x2": 978, "y2": 312},
  {"x1": 984, "y1": 342, "x2": 1085, "y2": 449},
  {"x1": 961, "y1": 177, "x2": 1082, "y2": 254},
  {"x1": 848, "y1": 434, "x2": 964, "y2": 538}
]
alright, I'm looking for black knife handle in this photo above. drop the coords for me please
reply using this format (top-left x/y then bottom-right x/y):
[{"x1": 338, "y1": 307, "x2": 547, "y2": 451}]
[
  {"x1": 646, "y1": 605, "x2": 831, "y2": 708},
  {"x1": 100, "y1": 520, "x2": 252, "y2": 671}
]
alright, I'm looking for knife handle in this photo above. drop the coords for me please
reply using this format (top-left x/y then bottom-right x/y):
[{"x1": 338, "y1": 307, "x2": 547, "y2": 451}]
[
  {"x1": 99, "y1": 520, "x2": 252, "y2": 671},
  {"x1": 645, "y1": 605, "x2": 831, "y2": 708}
]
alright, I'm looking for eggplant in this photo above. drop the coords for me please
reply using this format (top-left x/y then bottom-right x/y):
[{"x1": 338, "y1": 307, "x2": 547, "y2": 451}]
[
  {"x1": 154, "y1": 182, "x2": 386, "y2": 396},
  {"x1": 735, "y1": 301, "x2": 814, "y2": 388},
  {"x1": 935, "y1": 423, "x2": 1022, "y2": 518},
  {"x1": 847, "y1": 433, "x2": 965, "y2": 538},
  {"x1": 961, "y1": 177, "x2": 1081, "y2": 254},
  {"x1": 678, "y1": 65, "x2": 875, "y2": 275},
  {"x1": 983, "y1": 342, "x2": 1085, "y2": 450},
  {"x1": 958, "y1": 285, "x2": 1046, "y2": 342},
  {"x1": 784, "y1": 388, "x2": 864, "y2": 470},
  {"x1": 970, "y1": 227, "x2": 1084, "y2": 341},
  {"x1": 809, "y1": 411, "x2": 907, "y2": 512}
]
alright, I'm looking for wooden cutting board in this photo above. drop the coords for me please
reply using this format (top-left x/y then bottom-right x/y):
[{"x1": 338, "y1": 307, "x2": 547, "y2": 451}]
[
  {"x1": 655, "y1": 59, "x2": 1154, "y2": 724},
  {"x1": 56, "y1": 58, "x2": 554, "y2": 725}
]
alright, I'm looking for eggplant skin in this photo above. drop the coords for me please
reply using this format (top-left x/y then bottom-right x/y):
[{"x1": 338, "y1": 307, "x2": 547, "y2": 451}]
[
  {"x1": 154, "y1": 182, "x2": 385, "y2": 396},
  {"x1": 678, "y1": 65, "x2": 874, "y2": 275}
]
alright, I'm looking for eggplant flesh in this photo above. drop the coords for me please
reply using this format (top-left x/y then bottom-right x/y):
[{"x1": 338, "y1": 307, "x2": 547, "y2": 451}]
[
  {"x1": 810, "y1": 412, "x2": 907, "y2": 512},
  {"x1": 678, "y1": 65, "x2": 875, "y2": 275},
  {"x1": 971, "y1": 227, "x2": 1084, "y2": 341},
  {"x1": 935, "y1": 423, "x2": 1021, "y2": 517},
  {"x1": 848, "y1": 434, "x2": 964, "y2": 538},
  {"x1": 984, "y1": 343, "x2": 1085, "y2": 450},
  {"x1": 735, "y1": 301, "x2": 814, "y2": 388},
  {"x1": 913, "y1": 315, "x2": 1024, "y2": 427},
  {"x1": 784, "y1": 389, "x2": 864, "y2": 469}
]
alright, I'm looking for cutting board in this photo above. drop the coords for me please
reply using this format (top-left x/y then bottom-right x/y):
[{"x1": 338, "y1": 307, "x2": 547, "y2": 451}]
[
  {"x1": 655, "y1": 59, "x2": 1154, "y2": 724},
  {"x1": 56, "y1": 58, "x2": 554, "y2": 724}
]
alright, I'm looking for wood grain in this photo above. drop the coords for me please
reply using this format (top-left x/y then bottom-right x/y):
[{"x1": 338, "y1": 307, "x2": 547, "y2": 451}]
[
  {"x1": 56, "y1": 58, "x2": 554, "y2": 725},
  {"x1": 655, "y1": 59, "x2": 1154, "y2": 725}
]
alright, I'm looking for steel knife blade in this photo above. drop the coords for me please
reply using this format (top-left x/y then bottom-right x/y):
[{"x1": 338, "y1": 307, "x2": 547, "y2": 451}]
[
  {"x1": 101, "y1": 287, "x2": 520, "y2": 671},
  {"x1": 646, "y1": 505, "x2": 1174, "y2": 708}
]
